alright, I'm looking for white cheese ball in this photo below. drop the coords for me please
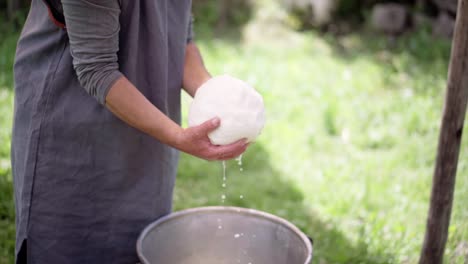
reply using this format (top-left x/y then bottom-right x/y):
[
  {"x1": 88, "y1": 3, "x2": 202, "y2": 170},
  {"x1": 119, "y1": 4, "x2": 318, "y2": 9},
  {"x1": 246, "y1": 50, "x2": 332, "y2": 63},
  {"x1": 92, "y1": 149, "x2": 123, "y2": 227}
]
[{"x1": 188, "y1": 75, "x2": 266, "y2": 145}]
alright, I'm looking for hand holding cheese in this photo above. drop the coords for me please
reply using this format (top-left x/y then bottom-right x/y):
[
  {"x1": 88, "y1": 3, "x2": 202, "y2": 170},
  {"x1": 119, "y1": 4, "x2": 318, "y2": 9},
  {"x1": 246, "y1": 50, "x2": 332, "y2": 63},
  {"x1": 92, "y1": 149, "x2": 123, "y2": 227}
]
[{"x1": 188, "y1": 75, "x2": 266, "y2": 145}]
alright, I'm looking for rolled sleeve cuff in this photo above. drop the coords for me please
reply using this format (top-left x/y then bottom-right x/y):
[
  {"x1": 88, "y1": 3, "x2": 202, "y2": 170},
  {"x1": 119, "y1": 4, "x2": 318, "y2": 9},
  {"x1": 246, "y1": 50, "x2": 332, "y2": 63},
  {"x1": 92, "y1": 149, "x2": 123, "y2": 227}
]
[{"x1": 97, "y1": 70, "x2": 123, "y2": 105}]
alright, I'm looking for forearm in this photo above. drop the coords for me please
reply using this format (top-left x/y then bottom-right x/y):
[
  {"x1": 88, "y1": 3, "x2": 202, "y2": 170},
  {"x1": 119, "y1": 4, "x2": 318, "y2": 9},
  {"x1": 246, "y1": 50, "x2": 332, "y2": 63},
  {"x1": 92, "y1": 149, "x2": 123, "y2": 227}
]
[
  {"x1": 105, "y1": 76, "x2": 182, "y2": 148},
  {"x1": 62, "y1": 0, "x2": 247, "y2": 160},
  {"x1": 183, "y1": 42, "x2": 211, "y2": 97},
  {"x1": 105, "y1": 76, "x2": 248, "y2": 160}
]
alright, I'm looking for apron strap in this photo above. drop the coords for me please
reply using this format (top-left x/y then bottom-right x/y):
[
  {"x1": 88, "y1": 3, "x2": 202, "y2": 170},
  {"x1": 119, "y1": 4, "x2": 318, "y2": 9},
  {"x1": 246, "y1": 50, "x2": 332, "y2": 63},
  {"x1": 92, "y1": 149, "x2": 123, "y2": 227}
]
[{"x1": 41, "y1": 0, "x2": 66, "y2": 29}]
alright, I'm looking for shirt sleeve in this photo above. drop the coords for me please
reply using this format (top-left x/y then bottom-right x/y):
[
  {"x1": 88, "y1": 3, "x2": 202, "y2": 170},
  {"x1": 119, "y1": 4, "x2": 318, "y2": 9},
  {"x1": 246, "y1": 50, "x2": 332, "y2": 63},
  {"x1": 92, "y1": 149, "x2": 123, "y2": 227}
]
[
  {"x1": 187, "y1": 14, "x2": 195, "y2": 43},
  {"x1": 61, "y1": 0, "x2": 123, "y2": 105}
]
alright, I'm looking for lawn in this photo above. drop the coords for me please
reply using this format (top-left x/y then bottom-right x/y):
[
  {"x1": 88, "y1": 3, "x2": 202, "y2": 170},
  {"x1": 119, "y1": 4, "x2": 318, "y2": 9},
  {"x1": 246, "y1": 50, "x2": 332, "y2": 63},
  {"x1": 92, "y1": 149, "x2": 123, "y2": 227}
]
[
  {"x1": 1, "y1": 9, "x2": 467, "y2": 264},
  {"x1": 0, "y1": 16, "x2": 18, "y2": 263}
]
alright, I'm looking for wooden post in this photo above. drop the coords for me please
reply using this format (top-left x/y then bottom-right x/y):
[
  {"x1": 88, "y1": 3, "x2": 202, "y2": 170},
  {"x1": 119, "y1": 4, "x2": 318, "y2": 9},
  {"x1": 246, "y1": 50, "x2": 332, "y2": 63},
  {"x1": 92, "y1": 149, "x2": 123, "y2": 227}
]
[{"x1": 419, "y1": 0, "x2": 468, "y2": 263}]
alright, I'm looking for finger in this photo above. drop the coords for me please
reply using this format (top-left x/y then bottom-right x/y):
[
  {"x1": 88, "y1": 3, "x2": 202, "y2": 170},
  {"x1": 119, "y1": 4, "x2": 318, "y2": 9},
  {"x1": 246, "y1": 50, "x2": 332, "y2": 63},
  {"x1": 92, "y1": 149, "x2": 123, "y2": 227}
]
[
  {"x1": 212, "y1": 139, "x2": 248, "y2": 160},
  {"x1": 217, "y1": 139, "x2": 248, "y2": 153},
  {"x1": 218, "y1": 146, "x2": 248, "y2": 161},
  {"x1": 195, "y1": 117, "x2": 221, "y2": 137},
  {"x1": 222, "y1": 146, "x2": 248, "y2": 160},
  {"x1": 203, "y1": 138, "x2": 247, "y2": 160}
]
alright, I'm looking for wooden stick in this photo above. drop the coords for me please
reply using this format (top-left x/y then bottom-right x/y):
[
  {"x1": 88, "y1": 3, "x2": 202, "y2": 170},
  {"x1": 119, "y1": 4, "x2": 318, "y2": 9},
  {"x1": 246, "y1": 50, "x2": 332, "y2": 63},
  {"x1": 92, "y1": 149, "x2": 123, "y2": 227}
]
[{"x1": 419, "y1": 0, "x2": 468, "y2": 263}]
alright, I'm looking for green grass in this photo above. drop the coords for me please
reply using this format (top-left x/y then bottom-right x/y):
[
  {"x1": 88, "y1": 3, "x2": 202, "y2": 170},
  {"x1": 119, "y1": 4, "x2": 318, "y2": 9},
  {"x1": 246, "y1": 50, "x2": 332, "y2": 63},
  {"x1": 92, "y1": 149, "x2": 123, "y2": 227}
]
[
  {"x1": 174, "y1": 26, "x2": 467, "y2": 263},
  {"x1": 0, "y1": 13, "x2": 18, "y2": 263},
  {"x1": 1, "y1": 12, "x2": 467, "y2": 264}
]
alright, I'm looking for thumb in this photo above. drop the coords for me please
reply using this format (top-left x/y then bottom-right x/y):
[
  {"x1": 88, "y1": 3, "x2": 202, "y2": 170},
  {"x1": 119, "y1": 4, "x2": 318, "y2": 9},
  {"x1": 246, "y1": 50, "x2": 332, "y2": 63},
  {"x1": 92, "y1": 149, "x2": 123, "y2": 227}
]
[{"x1": 196, "y1": 117, "x2": 221, "y2": 135}]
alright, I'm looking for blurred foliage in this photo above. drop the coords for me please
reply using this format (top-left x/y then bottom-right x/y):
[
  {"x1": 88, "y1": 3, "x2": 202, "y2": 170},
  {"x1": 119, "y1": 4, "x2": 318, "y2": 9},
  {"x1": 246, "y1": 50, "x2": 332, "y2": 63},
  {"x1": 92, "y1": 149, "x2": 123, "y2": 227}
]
[
  {"x1": 283, "y1": 0, "x2": 428, "y2": 31},
  {"x1": 0, "y1": 0, "x2": 29, "y2": 24},
  {"x1": 192, "y1": 0, "x2": 254, "y2": 36},
  {"x1": 334, "y1": 0, "x2": 418, "y2": 19}
]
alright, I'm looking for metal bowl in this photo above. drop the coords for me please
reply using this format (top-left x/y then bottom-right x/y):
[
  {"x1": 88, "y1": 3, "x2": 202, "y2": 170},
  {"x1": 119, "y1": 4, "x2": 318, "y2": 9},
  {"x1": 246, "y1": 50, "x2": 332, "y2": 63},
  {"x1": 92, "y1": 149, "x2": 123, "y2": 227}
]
[{"x1": 137, "y1": 206, "x2": 313, "y2": 264}]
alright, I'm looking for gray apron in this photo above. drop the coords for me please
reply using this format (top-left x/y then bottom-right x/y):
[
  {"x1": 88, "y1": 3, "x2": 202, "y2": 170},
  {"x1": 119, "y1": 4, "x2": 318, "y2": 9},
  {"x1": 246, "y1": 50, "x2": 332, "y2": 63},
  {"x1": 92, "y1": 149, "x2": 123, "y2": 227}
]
[{"x1": 12, "y1": 0, "x2": 192, "y2": 263}]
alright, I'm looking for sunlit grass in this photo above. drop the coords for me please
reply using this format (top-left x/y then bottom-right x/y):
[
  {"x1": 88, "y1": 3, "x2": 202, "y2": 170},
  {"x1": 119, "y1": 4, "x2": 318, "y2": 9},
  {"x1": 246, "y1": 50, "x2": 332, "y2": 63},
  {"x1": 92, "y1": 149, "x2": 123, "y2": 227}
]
[{"x1": 175, "y1": 28, "x2": 467, "y2": 263}]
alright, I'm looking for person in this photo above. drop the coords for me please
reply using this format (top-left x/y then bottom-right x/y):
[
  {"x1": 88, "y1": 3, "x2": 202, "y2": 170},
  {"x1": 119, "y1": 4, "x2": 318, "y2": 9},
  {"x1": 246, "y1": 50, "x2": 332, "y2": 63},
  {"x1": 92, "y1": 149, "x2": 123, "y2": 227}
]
[{"x1": 12, "y1": 0, "x2": 249, "y2": 263}]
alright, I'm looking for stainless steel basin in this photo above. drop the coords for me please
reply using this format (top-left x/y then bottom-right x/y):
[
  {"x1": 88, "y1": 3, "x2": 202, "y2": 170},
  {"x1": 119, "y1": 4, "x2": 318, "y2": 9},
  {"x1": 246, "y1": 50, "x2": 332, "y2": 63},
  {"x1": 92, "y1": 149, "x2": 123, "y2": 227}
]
[{"x1": 137, "y1": 206, "x2": 313, "y2": 264}]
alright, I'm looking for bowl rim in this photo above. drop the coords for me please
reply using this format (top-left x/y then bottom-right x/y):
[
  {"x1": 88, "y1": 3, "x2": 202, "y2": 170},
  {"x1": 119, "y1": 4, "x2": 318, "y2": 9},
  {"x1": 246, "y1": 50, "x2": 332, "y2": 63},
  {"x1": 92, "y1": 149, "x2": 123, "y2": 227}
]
[{"x1": 136, "y1": 206, "x2": 313, "y2": 264}]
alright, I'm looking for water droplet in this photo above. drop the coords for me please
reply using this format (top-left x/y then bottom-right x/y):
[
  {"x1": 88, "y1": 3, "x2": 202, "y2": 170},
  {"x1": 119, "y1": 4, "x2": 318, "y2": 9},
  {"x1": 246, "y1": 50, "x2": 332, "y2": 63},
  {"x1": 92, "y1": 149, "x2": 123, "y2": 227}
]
[
  {"x1": 236, "y1": 155, "x2": 243, "y2": 166},
  {"x1": 236, "y1": 155, "x2": 244, "y2": 172},
  {"x1": 221, "y1": 161, "x2": 227, "y2": 204}
]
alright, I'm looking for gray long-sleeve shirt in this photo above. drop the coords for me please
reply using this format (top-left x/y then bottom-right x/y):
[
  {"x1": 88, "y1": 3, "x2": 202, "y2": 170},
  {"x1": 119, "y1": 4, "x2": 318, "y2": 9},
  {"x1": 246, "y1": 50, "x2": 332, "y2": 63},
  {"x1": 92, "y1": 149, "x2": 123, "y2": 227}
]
[
  {"x1": 62, "y1": 0, "x2": 123, "y2": 104},
  {"x1": 12, "y1": 0, "x2": 193, "y2": 263},
  {"x1": 62, "y1": 0, "x2": 194, "y2": 104}
]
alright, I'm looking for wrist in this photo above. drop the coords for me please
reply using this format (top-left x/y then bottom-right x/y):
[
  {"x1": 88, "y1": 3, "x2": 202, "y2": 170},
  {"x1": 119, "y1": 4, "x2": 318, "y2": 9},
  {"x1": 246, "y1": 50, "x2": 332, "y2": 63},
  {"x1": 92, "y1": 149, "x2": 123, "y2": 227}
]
[
  {"x1": 169, "y1": 125, "x2": 185, "y2": 151},
  {"x1": 201, "y1": 72, "x2": 211, "y2": 84},
  {"x1": 146, "y1": 118, "x2": 185, "y2": 150}
]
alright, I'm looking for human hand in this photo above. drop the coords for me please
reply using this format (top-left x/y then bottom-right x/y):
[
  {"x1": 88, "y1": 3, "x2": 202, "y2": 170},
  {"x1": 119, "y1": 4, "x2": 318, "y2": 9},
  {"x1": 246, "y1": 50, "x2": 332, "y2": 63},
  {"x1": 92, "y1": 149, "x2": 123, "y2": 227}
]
[{"x1": 175, "y1": 118, "x2": 249, "y2": 161}]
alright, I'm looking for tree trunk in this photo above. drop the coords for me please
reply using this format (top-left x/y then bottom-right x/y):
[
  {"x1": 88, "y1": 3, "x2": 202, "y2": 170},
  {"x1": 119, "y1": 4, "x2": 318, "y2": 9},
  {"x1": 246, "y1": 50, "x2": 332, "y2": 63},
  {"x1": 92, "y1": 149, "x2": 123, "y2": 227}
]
[
  {"x1": 6, "y1": 0, "x2": 20, "y2": 20},
  {"x1": 419, "y1": 0, "x2": 468, "y2": 263},
  {"x1": 216, "y1": 0, "x2": 229, "y2": 33}
]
